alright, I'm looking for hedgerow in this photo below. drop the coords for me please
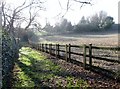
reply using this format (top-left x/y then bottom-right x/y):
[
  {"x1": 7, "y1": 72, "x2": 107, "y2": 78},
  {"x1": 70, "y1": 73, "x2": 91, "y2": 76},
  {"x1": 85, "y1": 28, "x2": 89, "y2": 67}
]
[{"x1": 2, "y1": 30, "x2": 19, "y2": 88}]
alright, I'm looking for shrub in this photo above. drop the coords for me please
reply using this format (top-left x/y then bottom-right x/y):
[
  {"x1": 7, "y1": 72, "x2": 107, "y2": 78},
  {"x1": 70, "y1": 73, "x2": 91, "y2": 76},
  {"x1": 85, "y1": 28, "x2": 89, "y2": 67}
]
[{"x1": 2, "y1": 30, "x2": 19, "y2": 88}]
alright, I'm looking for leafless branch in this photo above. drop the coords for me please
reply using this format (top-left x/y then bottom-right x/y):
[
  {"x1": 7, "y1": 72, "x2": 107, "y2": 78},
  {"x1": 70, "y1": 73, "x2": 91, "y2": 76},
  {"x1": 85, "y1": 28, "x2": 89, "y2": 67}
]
[
  {"x1": 73, "y1": 0, "x2": 92, "y2": 4},
  {"x1": 80, "y1": 3, "x2": 84, "y2": 9},
  {"x1": 67, "y1": 0, "x2": 70, "y2": 11},
  {"x1": 15, "y1": 3, "x2": 33, "y2": 14},
  {"x1": 15, "y1": 0, "x2": 26, "y2": 11},
  {"x1": 58, "y1": 0, "x2": 63, "y2": 9},
  {"x1": 56, "y1": 0, "x2": 92, "y2": 19},
  {"x1": 2, "y1": 2, "x2": 6, "y2": 28}
]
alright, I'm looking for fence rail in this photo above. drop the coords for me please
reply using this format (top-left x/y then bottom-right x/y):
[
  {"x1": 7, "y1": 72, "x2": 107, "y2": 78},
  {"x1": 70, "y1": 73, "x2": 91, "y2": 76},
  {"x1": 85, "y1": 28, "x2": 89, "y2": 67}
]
[{"x1": 29, "y1": 42, "x2": 120, "y2": 80}]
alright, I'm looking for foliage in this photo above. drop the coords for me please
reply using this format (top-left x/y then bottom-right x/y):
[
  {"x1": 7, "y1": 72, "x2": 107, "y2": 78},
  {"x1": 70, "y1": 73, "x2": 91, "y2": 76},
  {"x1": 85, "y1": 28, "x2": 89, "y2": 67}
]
[
  {"x1": 43, "y1": 19, "x2": 73, "y2": 35},
  {"x1": 20, "y1": 30, "x2": 39, "y2": 43},
  {"x1": 14, "y1": 28, "x2": 39, "y2": 43},
  {"x1": 103, "y1": 16, "x2": 114, "y2": 29},
  {"x1": 2, "y1": 30, "x2": 19, "y2": 88},
  {"x1": 73, "y1": 11, "x2": 114, "y2": 33},
  {"x1": 43, "y1": 11, "x2": 114, "y2": 35},
  {"x1": 43, "y1": 23, "x2": 54, "y2": 33}
]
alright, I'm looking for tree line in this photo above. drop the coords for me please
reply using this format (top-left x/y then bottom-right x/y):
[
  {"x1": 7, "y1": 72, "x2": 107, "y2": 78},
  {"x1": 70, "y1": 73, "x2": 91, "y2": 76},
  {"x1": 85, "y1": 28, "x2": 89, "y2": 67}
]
[
  {"x1": 15, "y1": 11, "x2": 114, "y2": 43},
  {"x1": 43, "y1": 11, "x2": 114, "y2": 34}
]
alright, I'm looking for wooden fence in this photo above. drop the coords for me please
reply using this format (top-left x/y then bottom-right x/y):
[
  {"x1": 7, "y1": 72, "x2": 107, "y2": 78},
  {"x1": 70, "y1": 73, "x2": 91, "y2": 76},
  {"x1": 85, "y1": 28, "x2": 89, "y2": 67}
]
[{"x1": 29, "y1": 42, "x2": 120, "y2": 79}]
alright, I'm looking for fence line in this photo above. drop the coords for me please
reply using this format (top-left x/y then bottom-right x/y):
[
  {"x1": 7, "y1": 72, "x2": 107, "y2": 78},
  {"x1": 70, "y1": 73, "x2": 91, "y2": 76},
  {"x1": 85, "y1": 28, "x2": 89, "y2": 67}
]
[{"x1": 30, "y1": 42, "x2": 120, "y2": 80}]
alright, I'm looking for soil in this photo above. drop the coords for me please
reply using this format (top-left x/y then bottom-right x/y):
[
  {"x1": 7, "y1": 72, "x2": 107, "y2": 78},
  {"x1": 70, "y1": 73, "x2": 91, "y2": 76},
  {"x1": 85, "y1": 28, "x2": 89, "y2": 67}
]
[{"x1": 43, "y1": 52, "x2": 120, "y2": 88}]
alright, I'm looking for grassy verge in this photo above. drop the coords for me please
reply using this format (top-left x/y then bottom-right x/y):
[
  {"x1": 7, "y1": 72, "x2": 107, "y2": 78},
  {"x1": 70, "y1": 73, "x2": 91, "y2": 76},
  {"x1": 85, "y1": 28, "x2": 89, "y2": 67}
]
[{"x1": 12, "y1": 47, "x2": 89, "y2": 87}]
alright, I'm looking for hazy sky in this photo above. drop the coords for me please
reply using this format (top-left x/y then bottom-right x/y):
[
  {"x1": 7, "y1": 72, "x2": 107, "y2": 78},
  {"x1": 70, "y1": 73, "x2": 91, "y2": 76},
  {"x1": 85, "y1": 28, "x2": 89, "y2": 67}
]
[{"x1": 5, "y1": 0, "x2": 120, "y2": 27}]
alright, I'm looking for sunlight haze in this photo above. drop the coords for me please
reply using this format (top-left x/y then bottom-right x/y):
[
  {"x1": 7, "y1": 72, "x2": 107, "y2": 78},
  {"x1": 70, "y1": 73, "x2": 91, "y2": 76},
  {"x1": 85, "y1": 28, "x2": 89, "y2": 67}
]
[{"x1": 5, "y1": 0, "x2": 119, "y2": 27}]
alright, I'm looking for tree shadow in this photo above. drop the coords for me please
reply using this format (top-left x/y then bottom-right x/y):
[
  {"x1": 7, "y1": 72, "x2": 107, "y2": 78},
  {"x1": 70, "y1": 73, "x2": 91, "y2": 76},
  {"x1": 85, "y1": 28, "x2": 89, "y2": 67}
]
[{"x1": 14, "y1": 52, "x2": 73, "y2": 87}]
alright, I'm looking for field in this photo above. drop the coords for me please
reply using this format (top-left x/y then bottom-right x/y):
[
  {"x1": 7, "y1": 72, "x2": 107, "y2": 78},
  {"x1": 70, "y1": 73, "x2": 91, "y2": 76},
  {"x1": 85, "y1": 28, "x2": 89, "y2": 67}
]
[
  {"x1": 37, "y1": 32, "x2": 120, "y2": 74},
  {"x1": 38, "y1": 32, "x2": 119, "y2": 46}
]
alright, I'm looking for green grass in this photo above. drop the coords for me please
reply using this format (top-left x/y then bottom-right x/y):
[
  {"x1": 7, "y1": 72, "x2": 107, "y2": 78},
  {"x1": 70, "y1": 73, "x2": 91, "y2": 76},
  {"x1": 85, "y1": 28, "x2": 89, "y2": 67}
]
[{"x1": 12, "y1": 47, "x2": 89, "y2": 87}]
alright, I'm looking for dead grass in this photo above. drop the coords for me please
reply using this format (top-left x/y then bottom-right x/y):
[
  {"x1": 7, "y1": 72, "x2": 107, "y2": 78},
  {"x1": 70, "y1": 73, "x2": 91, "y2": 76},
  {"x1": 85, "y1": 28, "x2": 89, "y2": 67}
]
[{"x1": 39, "y1": 33, "x2": 119, "y2": 46}]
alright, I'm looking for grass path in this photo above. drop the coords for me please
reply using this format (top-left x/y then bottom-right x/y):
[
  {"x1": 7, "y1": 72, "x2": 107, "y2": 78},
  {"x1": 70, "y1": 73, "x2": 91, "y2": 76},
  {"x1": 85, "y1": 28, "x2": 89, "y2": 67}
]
[{"x1": 12, "y1": 47, "x2": 89, "y2": 87}]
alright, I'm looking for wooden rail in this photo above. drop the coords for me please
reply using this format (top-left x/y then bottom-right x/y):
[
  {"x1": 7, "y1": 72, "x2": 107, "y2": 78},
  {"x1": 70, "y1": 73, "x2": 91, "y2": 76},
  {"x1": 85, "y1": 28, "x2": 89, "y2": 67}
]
[{"x1": 30, "y1": 42, "x2": 120, "y2": 80}]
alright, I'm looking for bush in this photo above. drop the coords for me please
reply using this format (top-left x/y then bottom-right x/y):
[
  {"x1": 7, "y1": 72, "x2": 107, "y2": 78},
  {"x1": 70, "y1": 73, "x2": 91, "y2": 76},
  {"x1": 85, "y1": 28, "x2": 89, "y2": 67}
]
[
  {"x1": 20, "y1": 30, "x2": 39, "y2": 43},
  {"x1": 2, "y1": 30, "x2": 19, "y2": 88}
]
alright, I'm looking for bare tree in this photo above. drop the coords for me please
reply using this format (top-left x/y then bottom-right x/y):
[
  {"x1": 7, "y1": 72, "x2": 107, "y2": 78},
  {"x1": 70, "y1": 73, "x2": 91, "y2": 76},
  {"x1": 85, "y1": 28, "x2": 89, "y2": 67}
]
[
  {"x1": 1, "y1": 0, "x2": 45, "y2": 45},
  {"x1": 56, "y1": 0, "x2": 92, "y2": 18},
  {"x1": 2, "y1": 0, "x2": 45, "y2": 34}
]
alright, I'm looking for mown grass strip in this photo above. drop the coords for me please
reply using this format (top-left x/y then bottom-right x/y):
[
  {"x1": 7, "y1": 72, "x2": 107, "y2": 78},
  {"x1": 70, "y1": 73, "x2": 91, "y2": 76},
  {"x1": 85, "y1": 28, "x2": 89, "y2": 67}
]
[{"x1": 12, "y1": 47, "x2": 89, "y2": 87}]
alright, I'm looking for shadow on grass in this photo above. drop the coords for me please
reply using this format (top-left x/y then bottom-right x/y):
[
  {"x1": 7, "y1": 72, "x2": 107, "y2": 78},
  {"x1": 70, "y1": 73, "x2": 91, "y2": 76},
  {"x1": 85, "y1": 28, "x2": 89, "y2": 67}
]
[
  {"x1": 15, "y1": 59, "x2": 43, "y2": 87},
  {"x1": 14, "y1": 52, "x2": 73, "y2": 87}
]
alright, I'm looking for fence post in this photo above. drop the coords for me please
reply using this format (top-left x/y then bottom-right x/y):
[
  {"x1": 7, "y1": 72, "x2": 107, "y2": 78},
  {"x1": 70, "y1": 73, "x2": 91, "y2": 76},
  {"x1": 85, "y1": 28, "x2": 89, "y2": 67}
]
[
  {"x1": 68, "y1": 44, "x2": 71, "y2": 62},
  {"x1": 65, "y1": 44, "x2": 68, "y2": 62},
  {"x1": 42, "y1": 44, "x2": 44, "y2": 51},
  {"x1": 55, "y1": 44, "x2": 58, "y2": 58},
  {"x1": 36, "y1": 44, "x2": 38, "y2": 50},
  {"x1": 38, "y1": 44, "x2": 40, "y2": 50},
  {"x1": 40, "y1": 43, "x2": 41, "y2": 51},
  {"x1": 45, "y1": 44, "x2": 47, "y2": 52},
  {"x1": 89, "y1": 44, "x2": 92, "y2": 67},
  {"x1": 49, "y1": 44, "x2": 50, "y2": 54},
  {"x1": 40, "y1": 44, "x2": 41, "y2": 50},
  {"x1": 43, "y1": 44, "x2": 45, "y2": 52},
  {"x1": 57, "y1": 44, "x2": 60, "y2": 57},
  {"x1": 51, "y1": 44, "x2": 52, "y2": 54},
  {"x1": 44, "y1": 44, "x2": 45, "y2": 52},
  {"x1": 49, "y1": 44, "x2": 52, "y2": 55},
  {"x1": 37, "y1": 44, "x2": 39, "y2": 50},
  {"x1": 35, "y1": 44, "x2": 36, "y2": 49},
  {"x1": 46, "y1": 44, "x2": 48, "y2": 53},
  {"x1": 41, "y1": 43, "x2": 42, "y2": 51},
  {"x1": 83, "y1": 44, "x2": 86, "y2": 69}
]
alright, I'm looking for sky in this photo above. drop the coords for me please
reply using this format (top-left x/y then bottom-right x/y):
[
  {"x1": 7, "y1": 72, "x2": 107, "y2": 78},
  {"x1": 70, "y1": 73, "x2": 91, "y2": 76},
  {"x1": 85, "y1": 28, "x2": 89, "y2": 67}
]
[{"x1": 4, "y1": 0, "x2": 120, "y2": 27}]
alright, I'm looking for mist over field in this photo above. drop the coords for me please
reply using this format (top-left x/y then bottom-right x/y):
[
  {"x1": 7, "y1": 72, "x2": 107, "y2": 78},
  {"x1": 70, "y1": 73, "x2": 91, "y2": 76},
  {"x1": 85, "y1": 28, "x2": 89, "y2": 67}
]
[{"x1": 34, "y1": 24, "x2": 119, "y2": 46}]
